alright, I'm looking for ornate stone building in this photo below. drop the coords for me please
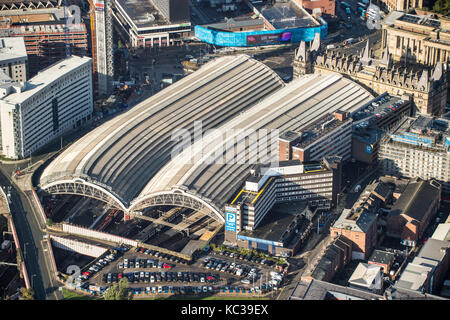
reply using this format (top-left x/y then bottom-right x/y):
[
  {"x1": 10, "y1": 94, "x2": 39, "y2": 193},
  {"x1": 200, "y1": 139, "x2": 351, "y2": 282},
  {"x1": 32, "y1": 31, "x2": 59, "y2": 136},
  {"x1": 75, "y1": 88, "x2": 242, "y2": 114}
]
[
  {"x1": 382, "y1": 11, "x2": 450, "y2": 67},
  {"x1": 293, "y1": 39, "x2": 448, "y2": 116}
]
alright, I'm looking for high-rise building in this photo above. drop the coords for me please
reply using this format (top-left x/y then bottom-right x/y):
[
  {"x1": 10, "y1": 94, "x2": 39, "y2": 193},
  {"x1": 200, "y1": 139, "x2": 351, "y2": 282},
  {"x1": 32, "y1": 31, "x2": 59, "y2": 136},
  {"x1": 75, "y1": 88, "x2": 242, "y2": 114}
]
[
  {"x1": 0, "y1": 56, "x2": 93, "y2": 159},
  {"x1": 379, "y1": 115, "x2": 450, "y2": 195},
  {"x1": 152, "y1": 0, "x2": 190, "y2": 23},
  {"x1": 0, "y1": 37, "x2": 28, "y2": 82},
  {"x1": 92, "y1": 0, "x2": 114, "y2": 96},
  {"x1": 111, "y1": 0, "x2": 191, "y2": 48}
]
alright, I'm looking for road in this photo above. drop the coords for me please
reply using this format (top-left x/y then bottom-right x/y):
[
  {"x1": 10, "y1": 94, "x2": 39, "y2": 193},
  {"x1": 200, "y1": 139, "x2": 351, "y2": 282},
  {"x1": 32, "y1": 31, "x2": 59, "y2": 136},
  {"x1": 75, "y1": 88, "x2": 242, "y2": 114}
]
[{"x1": 0, "y1": 169, "x2": 61, "y2": 300}]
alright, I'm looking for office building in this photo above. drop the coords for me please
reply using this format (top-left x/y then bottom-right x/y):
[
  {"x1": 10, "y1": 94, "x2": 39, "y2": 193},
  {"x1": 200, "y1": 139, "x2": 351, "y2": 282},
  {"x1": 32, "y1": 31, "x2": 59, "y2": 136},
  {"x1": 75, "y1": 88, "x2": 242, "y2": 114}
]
[
  {"x1": 279, "y1": 111, "x2": 353, "y2": 163},
  {"x1": 111, "y1": 0, "x2": 191, "y2": 48},
  {"x1": 0, "y1": 22, "x2": 88, "y2": 77},
  {"x1": 0, "y1": 37, "x2": 28, "y2": 82},
  {"x1": 379, "y1": 115, "x2": 450, "y2": 195},
  {"x1": 0, "y1": 56, "x2": 93, "y2": 159},
  {"x1": 224, "y1": 156, "x2": 342, "y2": 253},
  {"x1": 152, "y1": 0, "x2": 190, "y2": 23}
]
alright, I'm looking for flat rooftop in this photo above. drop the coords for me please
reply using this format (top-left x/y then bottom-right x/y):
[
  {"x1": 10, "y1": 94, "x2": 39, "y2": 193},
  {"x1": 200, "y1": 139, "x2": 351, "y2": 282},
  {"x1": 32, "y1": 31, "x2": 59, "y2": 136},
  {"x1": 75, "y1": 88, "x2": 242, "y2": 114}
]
[
  {"x1": 257, "y1": 1, "x2": 318, "y2": 29},
  {"x1": 369, "y1": 249, "x2": 395, "y2": 265},
  {"x1": 386, "y1": 115, "x2": 450, "y2": 152},
  {"x1": 203, "y1": 16, "x2": 264, "y2": 31},
  {"x1": 191, "y1": 2, "x2": 254, "y2": 26},
  {"x1": 397, "y1": 13, "x2": 441, "y2": 29},
  {"x1": 0, "y1": 55, "x2": 91, "y2": 104},
  {"x1": 293, "y1": 113, "x2": 351, "y2": 150},
  {"x1": 0, "y1": 36, "x2": 26, "y2": 62},
  {"x1": 238, "y1": 201, "x2": 308, "y2": 245},
  {"x1": 0, "y1": 23, "x2": 86, "y2": 37},
  {"x1": 289, "y1": 279, "x2": 384, "y2": 300},
  {"x1": 352, "y1": 95, "x2": 406, "y2": 129},
  {"x1": 114, "y1": 0, "x2": 170, "y2": 29}
]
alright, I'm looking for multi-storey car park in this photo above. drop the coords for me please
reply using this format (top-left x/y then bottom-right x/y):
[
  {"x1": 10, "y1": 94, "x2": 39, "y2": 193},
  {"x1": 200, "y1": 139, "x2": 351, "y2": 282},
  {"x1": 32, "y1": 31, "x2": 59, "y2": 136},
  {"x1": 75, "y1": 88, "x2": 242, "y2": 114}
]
[{"x1": 38, "y1": 55, "x2": 375, "y2": 239}]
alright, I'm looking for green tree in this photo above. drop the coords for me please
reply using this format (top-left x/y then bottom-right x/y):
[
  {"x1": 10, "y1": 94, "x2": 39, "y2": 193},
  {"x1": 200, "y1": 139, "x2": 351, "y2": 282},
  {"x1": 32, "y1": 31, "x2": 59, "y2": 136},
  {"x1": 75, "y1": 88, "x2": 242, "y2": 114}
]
[
  {"x1": 19, "y1": 287, "x2": 34, "y2": 300},
  {"x1": 46, "y1": 218, "x2": 53, "y2": 226},
  {"x1": 104, "y1": 278, "x2": 131, "y2": 300}
]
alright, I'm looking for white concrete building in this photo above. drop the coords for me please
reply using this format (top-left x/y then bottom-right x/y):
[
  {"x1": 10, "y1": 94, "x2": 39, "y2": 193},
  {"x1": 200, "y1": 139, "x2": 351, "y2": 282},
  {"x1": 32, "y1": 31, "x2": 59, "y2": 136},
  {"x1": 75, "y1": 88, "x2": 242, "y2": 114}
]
[
  {"x1": 0, "y1": 37, "x2": 28, "y2": 83},
  {"x1": 0, "y1": 55, "x2": 93, "y2": 159},
  {"x1": 379, "y1": 115, "x2": 450, "y2": 195}
]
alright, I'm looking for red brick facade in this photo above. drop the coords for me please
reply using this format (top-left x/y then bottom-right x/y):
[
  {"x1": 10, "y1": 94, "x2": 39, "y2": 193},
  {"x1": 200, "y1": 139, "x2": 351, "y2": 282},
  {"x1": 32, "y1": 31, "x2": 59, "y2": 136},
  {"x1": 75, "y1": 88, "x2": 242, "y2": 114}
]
[{"x1": 295, "y1": 0, "x2": 336, "y2": 16}]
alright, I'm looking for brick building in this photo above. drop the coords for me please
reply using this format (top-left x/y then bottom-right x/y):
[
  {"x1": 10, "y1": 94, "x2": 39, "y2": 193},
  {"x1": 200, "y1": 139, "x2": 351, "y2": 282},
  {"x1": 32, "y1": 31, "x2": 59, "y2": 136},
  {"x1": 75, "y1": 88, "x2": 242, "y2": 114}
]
[
  {"x1": 294, "y1": 0, "x2": 335, "y2": 16},
  {"x1": 302, "y1": 235, "x2": 352, "y2": 282},
  {"x1": 368, "y1": 249, "x2": 395, "y2": 274},
  {"x1": 279, "y1": 111, "x2": 353, "y2": 163},
  {"x1": 330, "y1": 181, "x2": 389, "y2": 260},
  {"x1": 387, "y1": 179, "x2": 442, "y2": 247}
]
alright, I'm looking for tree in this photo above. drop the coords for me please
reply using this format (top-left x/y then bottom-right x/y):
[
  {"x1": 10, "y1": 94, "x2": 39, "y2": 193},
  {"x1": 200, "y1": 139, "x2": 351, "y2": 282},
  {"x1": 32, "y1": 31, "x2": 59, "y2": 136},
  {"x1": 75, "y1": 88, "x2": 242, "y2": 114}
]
[
  {"x1": 46, "y1": 218, "x2": 53, "y2": 226},
  {"x1": 19, "y1": 287, "x2": 34, "y2": 300},
  {"x1": 104, "y1": 278, "x2": 131, "y2": 300}
]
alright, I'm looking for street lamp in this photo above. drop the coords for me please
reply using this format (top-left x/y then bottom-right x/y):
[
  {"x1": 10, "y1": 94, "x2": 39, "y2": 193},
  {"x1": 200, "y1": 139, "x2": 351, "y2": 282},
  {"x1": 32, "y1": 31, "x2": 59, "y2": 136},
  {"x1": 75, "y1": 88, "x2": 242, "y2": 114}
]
[
  {"x1": 31, "y1": 274, "x2": 37, "y2": 290},
  {"x1": 24, "y1": 242, "x2": 29, "y2": 258}
]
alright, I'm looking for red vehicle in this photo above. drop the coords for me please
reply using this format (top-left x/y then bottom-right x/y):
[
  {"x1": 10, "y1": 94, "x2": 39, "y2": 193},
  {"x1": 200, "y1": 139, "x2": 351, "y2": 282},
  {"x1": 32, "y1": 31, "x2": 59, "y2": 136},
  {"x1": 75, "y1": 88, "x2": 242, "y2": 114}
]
[
  {"x1": 82, "y1": 272, "x2": 91, "y2": 277},
  {"x1": 162, "y1": 263, "x2": 172, "y2": 269},
  {"x1": 139, "y1": 248, "x2": 145, "y2": 253},
  {"x1": 118, "y1": 273, "x2": 123, "y2": 279},
  {"x1": 207, "y1": 276, "x2": 216, "y2": 282}
]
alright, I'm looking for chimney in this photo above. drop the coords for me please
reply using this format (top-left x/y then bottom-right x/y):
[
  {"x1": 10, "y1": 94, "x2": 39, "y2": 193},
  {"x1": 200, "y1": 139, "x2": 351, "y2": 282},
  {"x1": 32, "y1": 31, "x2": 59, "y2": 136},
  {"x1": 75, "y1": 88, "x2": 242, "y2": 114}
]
[{"x1": 334, "y1": 110, "x2": 348, "y2": 122}]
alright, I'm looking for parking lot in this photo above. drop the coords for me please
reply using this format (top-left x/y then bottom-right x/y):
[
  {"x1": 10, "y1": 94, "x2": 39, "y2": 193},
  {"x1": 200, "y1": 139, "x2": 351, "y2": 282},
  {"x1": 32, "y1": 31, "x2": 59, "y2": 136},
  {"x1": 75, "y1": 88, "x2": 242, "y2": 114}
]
[{"x1": 71, "y1": 244, "x2": 285, "y2": 298}]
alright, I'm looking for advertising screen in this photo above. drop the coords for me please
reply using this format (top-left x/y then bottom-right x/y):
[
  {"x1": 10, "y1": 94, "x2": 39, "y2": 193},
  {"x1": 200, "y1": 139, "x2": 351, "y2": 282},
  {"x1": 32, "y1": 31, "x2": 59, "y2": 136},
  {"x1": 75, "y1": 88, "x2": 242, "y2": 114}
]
[{"x1": 246, "y1": 32, "x2": 292, "y2": 45}]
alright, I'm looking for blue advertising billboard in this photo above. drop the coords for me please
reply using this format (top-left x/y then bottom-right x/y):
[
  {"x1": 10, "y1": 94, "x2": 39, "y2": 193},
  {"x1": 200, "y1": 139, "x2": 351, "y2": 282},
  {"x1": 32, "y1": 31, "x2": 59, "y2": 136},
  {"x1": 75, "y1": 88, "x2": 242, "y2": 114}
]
[{"x1": 194, "y1": 17, "x2": 327, "y2": 47}]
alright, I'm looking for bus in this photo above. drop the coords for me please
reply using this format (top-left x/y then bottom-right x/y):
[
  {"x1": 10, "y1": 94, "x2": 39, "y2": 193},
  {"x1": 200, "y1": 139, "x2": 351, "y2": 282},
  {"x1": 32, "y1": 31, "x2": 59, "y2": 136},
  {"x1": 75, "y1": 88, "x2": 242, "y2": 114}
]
[
  {"x1": 358, "y1": 6, "x2": 367, "y2": 18},
  {"x1": 357, "y1": 2, "x2": 366, "y2": 8},
  {"x1": 340, "y1": 1, "x2": 351, "y2": 9}
]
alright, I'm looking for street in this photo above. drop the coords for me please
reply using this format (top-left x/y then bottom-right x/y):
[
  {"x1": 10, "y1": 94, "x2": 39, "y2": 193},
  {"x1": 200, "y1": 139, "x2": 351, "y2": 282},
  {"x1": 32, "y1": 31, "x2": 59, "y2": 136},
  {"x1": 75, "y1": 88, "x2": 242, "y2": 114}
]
[{"x1": 0, "y1": 168, "x2": 61, "y2": 300}]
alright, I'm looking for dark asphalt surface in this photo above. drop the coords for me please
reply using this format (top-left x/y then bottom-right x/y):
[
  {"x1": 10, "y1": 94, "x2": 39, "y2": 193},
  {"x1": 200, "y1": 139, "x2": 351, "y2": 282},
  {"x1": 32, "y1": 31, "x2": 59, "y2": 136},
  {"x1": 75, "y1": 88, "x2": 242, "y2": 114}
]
[{"x1": 0, "y1": 168, "x2": 59, "y2": 300}]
